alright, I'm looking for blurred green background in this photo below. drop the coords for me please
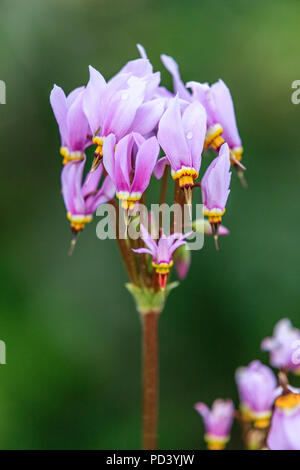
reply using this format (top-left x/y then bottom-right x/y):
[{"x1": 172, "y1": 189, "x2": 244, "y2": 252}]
[{"x1": 1, "y1": 0, "x2": 300, "y2": 450}]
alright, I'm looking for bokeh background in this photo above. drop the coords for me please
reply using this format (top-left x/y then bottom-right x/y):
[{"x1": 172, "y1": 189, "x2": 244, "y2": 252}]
[{"x1": 1, "y1": 0, "x2": 300, "y2": 450}]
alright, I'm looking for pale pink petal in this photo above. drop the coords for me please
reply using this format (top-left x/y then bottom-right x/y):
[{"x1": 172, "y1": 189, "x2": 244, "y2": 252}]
[
  {"x1": 154, "y1": 156, "x2": 169, "y2": 179},
  {"x1": 161, "y1": 54, "x2": 191, "y2": 101},
  {"x1": 131, "y1": 136, "x2": 160, "y2": 193},
  {"x1": 50, "y1": 85, "x2": 68, "y2": 145},
  {"x1": 181, "y1": 101, "x2": 207, "y2": 172},
  {"x1": 83, "y1": 65, "x2": 106, "y2": 135},
  {"x1": 130, "y1": 98, "x2": 165, "y2": 135},
  {"x1": 102, "y1": 133, "x2": 117, "y2": 184},
  {"x1": 157, "y1": 96, "x2": 189, "y2": 171}
]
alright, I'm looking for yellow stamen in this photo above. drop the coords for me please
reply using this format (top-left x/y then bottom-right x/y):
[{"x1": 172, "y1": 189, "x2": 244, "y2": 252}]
[
  {"x1": 67, "y1": 212, "x2": 93, "y2": 231},
  {"x1": 60, "y1": 147, "x2": 85, "y2": 165},
  {"x1": 230, "y1": 146, "x2": 244, "y2": 164},
  {"x1": 116, "y1": 193, "x2": 142, "y2": 211},
  {"x1": 93, "y1": 136, "x2": 104, "y2": 158},
  {"x1": 204, "y1": 124, "x2": 224, "y2": 150},
  {"x1": 152, "y1": 260, "x2": 173, "y2": 274},
  {"x1": 275, "y1": 393, "x2": 300, "y2": 410},
  {"x1": 203, "y1": 209, "x2": 226, "y2": 225},
  {"x1": 172, "y1": 167, "x2": 198, "y2": 188}
]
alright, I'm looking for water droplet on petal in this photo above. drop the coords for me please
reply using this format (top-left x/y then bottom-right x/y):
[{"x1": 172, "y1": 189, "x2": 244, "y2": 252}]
[{"x1": 186, "y1": 131, "x2": 193, "y2": 140}]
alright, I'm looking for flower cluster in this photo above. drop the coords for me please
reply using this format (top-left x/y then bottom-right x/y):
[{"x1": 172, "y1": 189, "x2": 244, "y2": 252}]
[
  {"x1": 194, "y1": 318, "x2": 300, "y2": 450},
  {"x1": 50, "y1": 44, "x2": 243, "y2": 290}
]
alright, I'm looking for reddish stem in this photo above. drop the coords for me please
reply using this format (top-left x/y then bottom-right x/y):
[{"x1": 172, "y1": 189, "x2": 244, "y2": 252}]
[{"x1": 142, "y1": 312, "x2": 159, "y2": 450}]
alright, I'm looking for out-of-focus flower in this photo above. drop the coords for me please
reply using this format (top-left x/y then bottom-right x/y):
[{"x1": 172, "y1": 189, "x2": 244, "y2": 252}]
[
  {"x1": 61, "y1": 161, "x2": 115, "y2": 233},
  {"x1": 267, "y1": 392, "x2": 300, "y2": 450},
  {"x1": 235, "y1": 360, "x2": 277, "y2": 428},
  {"x1": 157, "y1": 96, "x2": 206, "y2": 205},
  {"x1": 192, "y1": 219, "x2": 230, "y2": 236},
  {"x1": 50, "y1": 85, "x2": 90, "y2": 164},
  {"x1": 103, "y1": 133, "x2": 159, "y2": 211},
  {"x1": 201, "y1": 143, "x2": 231, "y2": 246},
  {"x1": 261, "y1": 319, "x2": 300, "y2": 374},
  {"x1": 194, "y1": 399, "x2": 234, "y2": 450},
  {"x1": 174, "y1": 244, "x2": 191, "y2": 280},
  {"x1": 187, "y1": 79, "x2": 243, "y2": 165},
  {"x1": 133, "y1": 225, "x2": 191, "y2": 289}
]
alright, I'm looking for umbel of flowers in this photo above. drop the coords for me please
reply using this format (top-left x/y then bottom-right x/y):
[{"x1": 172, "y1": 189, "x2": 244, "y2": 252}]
[
  {"x1": 194, "y1": 318, "x2": 300, "y2": 450},
  {"x1": 50, "y1": 45, "x2": 244, "y2": 450}
]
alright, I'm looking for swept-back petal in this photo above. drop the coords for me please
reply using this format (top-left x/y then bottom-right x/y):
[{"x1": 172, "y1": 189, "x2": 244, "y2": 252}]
[
  {"x1": 131, "y1": 136, "x2": 160, "y2": 194},
  {"x1": 66, "y1": 91, "x2": 90, "y2": 151},
  {"x1": 157, "y1": 96, "x2": 189, "y2": 171},
  {"x1": 102, "y1": 133, "x2": 117, "y2": 184},
  {"x1": 161, "y1": 54, "x2": 191, "y2": 101},
  {"x1": 50, "y1": 85, "x2": 68, "y2": 145},
  {"x1": 182, "y1": 101, "x2": 207, "y2": 172},
  {"x1": 83, "y1": 65, "x2": 106, "y2": 135}
]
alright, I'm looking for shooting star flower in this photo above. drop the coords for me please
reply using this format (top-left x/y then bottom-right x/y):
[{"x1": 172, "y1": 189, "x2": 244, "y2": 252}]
[
  {"x1": 261, "y1": 319, "x2": 300, "y2": 374},
  {"x1": 194, "y1": 399, "x2": 234, "y2": 450},
  {"x1": 187, "y1": 79, "x2": 243, "y2": 166},
  {"x1": 61, "y1": 160, "x2": 115, "y2": 251},
  {"x1": 103, "y1": 132, "x2": 159, "y2": 211},
  {"x1": 157, "y1": 96, "x2": 206, "y2": 206},
  {"x1": 50, "y1": 85, "x2": 90, "y2": 164},
  {"x1": 235, "y1": 360, "x2": 277, "y2": 429},
  {"x1": 133, "y1": 225, "x2": 191, "y2": 289},
  {"x1": 268, "y1": 391, "x2": 300, "y2": 450},
  {"x1": 201, "y1": 143, "x2": 231, "y2": 248}
]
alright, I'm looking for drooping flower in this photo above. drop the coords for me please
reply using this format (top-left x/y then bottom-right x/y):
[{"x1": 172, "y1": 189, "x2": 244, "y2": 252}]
[
  {"x1": 267, "y1": 392, "x2": 300, "y2": 450},
  {"x1": 187, "y1": 79, "x2": 243, "y2": 166},
  {"x1": 194, "y1": 399, "x2": 234, "y2": 450},
  {"x1": 83, "y1": 45, "x2": 163, "y2": 171},
  {"x1": 261, "y1": 319, "x2": 300, "y2": 374},
  {"x1": 83, "y1": 66, "x2": 146, "y2": 170},
  {"x1": 103, "y1": 132, "x2": 159, "y2": 211},
  {"x1": 157, "y1": 96, "x2": 206, "y2": 205},
  {"x1": 61, "y1": 160, "x2": 115, "y2": 234},
  {"x1": 132, "y1": 225, "x2": 191, "y2": 289},
  {"x1": 174, "y1": 244, "x2": 191, "y2": 280},
  {"x1": 50, "y1": 85, "x2": 90, "y2": 164},
  {"x1": 235, "y1": 360, "x2": 277, "y2": 429},
  {"x1": 192, "y1": 219, "x2": 230, "y2": 236},
  {"x1": 201, "y1": 143, "x2": 231, "y2": 246}
]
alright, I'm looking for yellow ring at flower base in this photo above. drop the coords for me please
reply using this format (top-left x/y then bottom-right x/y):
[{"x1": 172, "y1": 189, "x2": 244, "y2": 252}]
[
  {"x1": 93, "y1": 136, "x2": 105, "y2": 157},
  {"x1": 60, "y1": 147, "x2": 85, "y2": 165},
  {"x1": 275, "y1": 393, "x2": 300, "y2": 412},
  {"x1": 204, "y1": 434, "x2": 229, "y2": 450},
  {"x1": 67, "y1": 212, "x2": 93, "y2": 231},
  {"x1": 203, "y1": 207, "x2": 226, "y2": 224},
  {"x1": 152, "y1": 260, "x2": 174, "y2": 275},
  {"x1": 230, "y1": 146, "x2": 244, "y2": 164},
  {"x1": 240, "y1": 404, "x2": 272, "y2": 428},
  {"x1": 117, "y1": 192, "x2": 142, "y2": 211},
  {"x1": 172, "y1": 167, "x2": 198, "y2": 188},
  {"x1": 204, "y1": 124, "x2": 224, "y2": 150},
  {"x1": 252, "y1": 411, "x2": 272, "y2": 429}
]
